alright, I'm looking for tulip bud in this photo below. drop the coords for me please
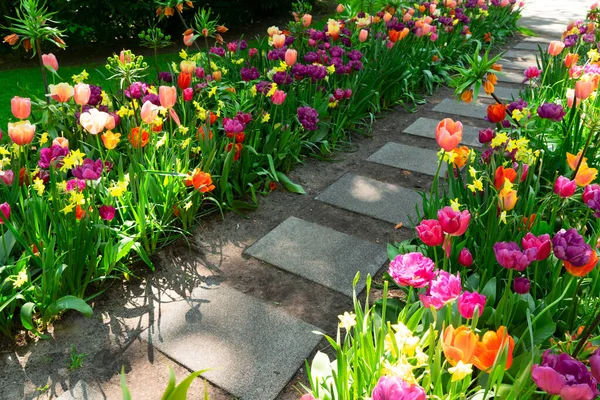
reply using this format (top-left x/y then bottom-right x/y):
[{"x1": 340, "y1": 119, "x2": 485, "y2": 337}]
[
  {"x1": 458, "y1": 248, "x2": 473, "y2": 267},
  {"x1": 359, "y1": 29, "x2": 369, "y2": 42},
  {"x1": 336, "y1": 3, "x2": 345, "y2": 12},
  {"x1": 302, "y1": 14, "x2": 312, "y2": 27},
  {"x1": 74, "y1": 83, "x2": 91, "y2": 106},
  {"x1": 513, "y1": 277, "x2": 530, "y2": 294},
  {"x1": 285, "y1": 49, "x2": 297, "y2": 66},
  {"x1": 42, "y1": 53, "x2": 59, "y2": 71},
  {"x1": 0, "y1": 202, "x2": 10, "y2": 224}
]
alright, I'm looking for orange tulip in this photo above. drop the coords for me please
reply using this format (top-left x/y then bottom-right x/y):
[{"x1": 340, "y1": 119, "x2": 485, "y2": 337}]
[
  {"x1": 212, "y1": 70, "x2": 222, "y2": 82},
  {"x1": 564, "y1": 251, "x2": 598, "y2": 277},
  {"x1": 336, "y1": 3, "x2": 345, "y2": 13},
  {"x1": 483, "y1": 80, "x2": 495, "y2": 95},
  {"x1": 548, "y1": 40, "x2": 565, "y2": 56},
  {"x1": 180, "y1": 60, "x2": 196, "y2": 74},
  {"x1": 487, "y1": 73, "x2": 498, "y2": 85},
  {"x1": 442, "y1": 325, "x2": 478, "y2": 366},
  {"x1": 575, "y1": 80, "x2": 594, "y2": 100},
  {"x1": 575, "y1": 164, "x2": 598, "y2": 186},
  {"x1": 177, "y1": 72, "x2": 192, "y2": 90},
  {"x1": 8, "y1": 121, "x2": 35, "y2": 145},
  {"x1": 567, "y1": 151, "x2": 585, "y2": 170},
  {"x1": 141, "y1": 100, "x2": 160, "y2": 124},
  {"x1": 487, "y1": 103, "x2": 506, "y2": 123},
  {"x1": 272, "y1": 34, "x2": 286, "y2": 48},
  {"x1": 461, "y1": 89, "x2": 473, "y2": 103},
  {"x1": 302, "y1": 14, "x2": 312, "y2": 27},
  {"x1": 451, "y1": 146, "x2": 470, "y2": 169},
  {"x1": 185, "y1": 169, "x2": 215, "y2": 192},
  {"x1": 383, "y1": 12, "x2": 393, "y2": 22},
  {"x1": 473, "y1": 327, "x2": 514, "y2": 371},
  {"x1": 436, "y1": 118, "x2": 463, "y2": 151},
  {"x1": 101, "y1": 131, "x2": 121, "y2": 150},
  {"x1": 285, "y1": 49, "x2": 297, "y2": 66},
  {"x1": 41, "y1": 53, "x2": 59, "y2": 71},
  {"x1": 494, "y1": 166, "x2": 517, "y2": 190},
  {"x1": 73, "y1": 83, "x2": 91, "y2": 106},
  {"x1": 11, "y1": 96, "x2": 31, "y2": 119},
  {"x1": 49, "y1": 83, "x2": 74, "y2": 103},
  {"x1": 327, "y1": 19, "x2": 340, "y2": 40},
  {"x1": 564, "y1": 53, "x2": 579, "y2": 68},
  {"x1": 499, "y1": 187, "x2": 518, "y2": 211},
  {"x1": 183, "y1": 33, "x2": 194, "y2": 47},
  {"x1": 128, "y1": 127, "x2": 149, "y2": 148},
  {"x1": 159, "y1": 86, "x2": 177, "y2": 109}
]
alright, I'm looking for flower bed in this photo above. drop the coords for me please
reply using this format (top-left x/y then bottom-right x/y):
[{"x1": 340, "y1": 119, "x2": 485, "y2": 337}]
[
  {"x1": 301, "y1": 3, "x2": 600, "y2": 400},
  {"x1": 0, "y1": 0, "x2": 520, "y2": 336}
]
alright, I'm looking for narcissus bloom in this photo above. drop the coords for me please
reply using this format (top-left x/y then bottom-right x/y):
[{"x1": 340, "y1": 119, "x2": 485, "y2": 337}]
[
  {"x1": 442, "y1": 325, "x2": 478, "y2": 366},
  {"x1": 473, "y1": 327, "x2": 514, "y2": 371},
  {"x1": 436, "y1": 118, "x2": 463, "y2": 151},
  {"x1": 11, "y1": 96, "x2": 31, "y2": 119},
  {"x1": 185, "y1": 169, "x2": 215, "y2": 192},
  {"x1": 8, "y1": 120, "x2": 35, "y2": 145}
]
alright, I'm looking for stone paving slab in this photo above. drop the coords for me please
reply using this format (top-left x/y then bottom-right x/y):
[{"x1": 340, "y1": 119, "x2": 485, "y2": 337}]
[
  {"x1": 514, "y1": 41, "x2": 547, "y2": 51},
  {"x1": 500, "y1": 58, "x2": 538, "y2": 70},
  {"x1": 522, "y1": 36, "x2": 553, "y2": 44},
  {"x1": 246, "y1": 216, "x2": 387, "y2": 296},
  {"x1": 57, "y1": 381, "x2": 105, "y2": 400},
  {"x1": 403, "y1": 117, "x2": 482, "y2": 147},
  {"x1": 367, "y1": 142, "x2": 446, "y2": 177},
  {"x1": 497, "y1": 70, "x2": 525, "y2": 84},
  {"x1": 480, "y1": 85, "x2": 521, "y2": 101},
  {"x1": 504, "y1": 49, "x2": 537, "y2": 60},
  {"x1": 138, "y1": 283, "x2": 321, "y2": 400},
  {"x1": 315, "y1": 173, "x2": 422, "y2": 226},
  {"x1": 432, "y1": 98, "x2": 487, "y2": 120}
]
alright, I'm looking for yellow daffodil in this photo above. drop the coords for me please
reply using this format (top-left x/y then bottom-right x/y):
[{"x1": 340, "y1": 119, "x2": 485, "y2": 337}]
[
  {"x1": 448, "y1": 361, "x2": 473, "y2": 382},
  {"x1": 338, "y1": 311, "x2": 356, "y2": 330}
]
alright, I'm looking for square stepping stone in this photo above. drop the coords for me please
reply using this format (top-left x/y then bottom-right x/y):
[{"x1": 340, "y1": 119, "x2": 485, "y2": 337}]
[
  {"x1": 514, "y1": 41, "x2": 547, "y2": 51},
  {"x1": 504, "y1": 49, "x2": 537, "y2": 61},
  {"x1": 315, "y1": 173, "x2": 422, "y2": 226},
  {"x1": 403, "y1": 117, "x2": 483, "y2": 147},
  {"x1": 367, "y1": 143, "x2": 446, "y2": 177},
  {"x1": 522, "y1": 36, "x2": 553, "y2": 44},
  {"x1": 432, "y1": 98, "x2": 487, "y2": 120},
  {"x1": 137, "y1": 283, "x2": 321, "y2": 400},
  {"x1": 480, "y1": 85, "x2": 521, "y2": 101},
  {"x1": 500, "y1": 58, "x2": 538, "y2": 70},
  {"x1": 57, "y1": 381, "x2": 104, "y2": 400},
  {"x1": 246, "y1": 216, "x2": 387, "y2": 296},
  {"x1": 497, "y1": 70, "x2": 525, "y2": 84}
]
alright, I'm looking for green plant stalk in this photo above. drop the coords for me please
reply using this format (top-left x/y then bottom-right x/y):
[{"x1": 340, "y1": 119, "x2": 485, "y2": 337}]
[{"x1": 35, "y1": 38, "x2": 50, "y2": 104}]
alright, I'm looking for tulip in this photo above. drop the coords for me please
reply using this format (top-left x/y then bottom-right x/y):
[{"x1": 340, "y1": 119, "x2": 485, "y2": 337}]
[
  {"x1": 553, "y1": 228, "x2": 593, "y2": 267},
  {"x1": 548, "y1": 40, "x2": 565, "y2": 56},
  {"x1": 537, "y1": 103, "x2": 566, "y2": 121},
  {"x1": 590, "y1": 349, "x2": 600, "y2": 382},
  {"x1": 486, "y1": 103, "x2": 506, "y2": 123},
  {"x1": 0, "y1": 202, "x2": 10, "y2": 224},
  {"x1": 284, "y1": 49, "x2": 297, "y2": 66},
  {"x1": 180, "y1": 60, "x2": 196, "y2": 74},
  {"x1": 212, "y1": 70, "x2": 222, "y2": 81},
  {"x1": 372, "y1": 376, "x2": 426, "y2": 400},
  {"x1": 80, "y1": 108, "x2": 111, "y2": 135},
  {"x1": 53, "y1": 137, "x2": 69, "y2": 148},
  {"x1": 419, "y1": 271, "x2": 462, "y2": 310},
  {"x1": 106, "y1": 114, "x2": 117, "y2": 130},
  {"x1": 327, "y1": 19, "x2": 340, "y2": 40},
  {"x1": 554, "y1": 176, "x2": 576, "y2": 198},
  {"x1": 473, "y1": 327, "x2": 514, "y2": 371},
  {"x1": 42, "y1": 53, "x2": 59, "y2": 71},
  {"x1": 478, "y1": 128, "x2": 494, "y2": 144},
  {"x1": 576, "y1": 164, "x2": 598, "y2": 187},
  {"x1": 388, "y1": 252, "x2": 436, "y2": 288},
  {"x1": 457, "y1": 291, "x2": 486, "y2": 319},
  {"x1": 11, "y1": 96, "x2": 31, "y2": 119},
  {"x1": 436, "y1": 118, "x2": 463, "y2": 151},
  {"x1": 0, "y1": 170, "x2": 14, "y2": 185},
  {"x1": 73, "y1": 83, "x2": 91, "y2": 106},
  {"x1": 437, "y1": 206, "x2": 470, "y2": 236},
  {"x1": 8, "y1": 120, "x2": 35, "y2": 145},
  {"x1": 532, "y1": 350, "x2": 598, "y2": 399},
  {"x1": 128, "y1": 127, "x2": 149, "y2": 148},
  {"x1": 499, "y1": 186, "x2": 518, "y2": 211},
  {"x1": 442, "y1": 325, "x2": 478, "y2": 366},
  {"x1": 267, "y1": 26, "x2": 280, "y2": 37},
  {"x1": 493, "y1": 242, "x2": 535, "y2": 271},
  {"x1": 565, "y1": 52, "x2": 579, "y2": 68},
  {"x1": 183, "y1": 87, "x2": 193, "y2": 102},
  {"x1": 159, "y1": 86, "x2": 177, "y2": 109},
  {"x1": 302, "y1": 14, "x2": 312, "y2": 27},
  {"x1": 101, "y1": 131, "x2": 121, "y2": 150},
  {"x1": 99, "y1": 205, "x2": 116, "y2": 221},
  {"x1": 575, "y1": 80, "x2": 594, "y2": 100},
  {"x1": 564, "y1": 251, "x2": 598, "y2": 277},
  {"x1": 49, "y1": 83, "x2": 74, "y2": 103},
  {"x1": 494, "y1": 166, "x2": 517, "y2": 190},
  {"x1": 177, "y1": 72, "x2": 192, "y2": 90},
  {"x1": 523, "y1": 66, "x2": 541, "y2": 83},
  {"x1": 521, "y1": 233, "x2": 552, "y2": 261},
  {"x1": 272, "y1": 34, "x2": 286, "y2": 48},
  {"x1": 141, "y1": 101, "x2": 160, "y2": 124},
  {"x1": 183, "y1": 33, "x2": 194, "y2": 47},
  {"x1": 513, "y1": 277, "x2": 531, "y2": 294},
  {"x1": 119, "y1": 50, "x2": 131, "y2": 64},
  {"x1": 271, "y1": 90, "x2": 287, "y2": 105},
  {"x1": 458, "y1": 248, "x2": 473, "y2": 267},
  {"x1": 184, "y1": 169, "x2": 215, "y2": 192},
  {"x1": 415, "y1": 219, "x2": 444, "y2": 246},
  {"x1": 336, "y1": 3, "x2": 344, "y2": 12}
]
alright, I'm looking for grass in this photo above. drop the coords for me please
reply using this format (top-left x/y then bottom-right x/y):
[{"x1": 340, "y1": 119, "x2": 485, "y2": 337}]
[{"x1": 0, "y1": 50, "x2": 185, "y2": 131}]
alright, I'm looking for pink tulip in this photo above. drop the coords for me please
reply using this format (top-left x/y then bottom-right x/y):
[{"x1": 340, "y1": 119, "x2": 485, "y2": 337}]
[
  {"x1": 458, "y1": 248, "x2": 473, "y2": 267},
  {"x1": 359, "y1": 29, "x2": 369, "y2": 42},
  {"x1": 271, "y1": 90, "x2": 287, "y2": 105},
  {"x1": 99, "y1": 205, "x2": 116, "y2": 221},
  {"x1": 11, "y1": 96, "x2": 31, "y2": 119},
  {"x1": 554, "y1": 176, "x2": 576, "y2": 198},
  {"x1": 159, "y1": 86, "x2": 177, "y2": 109},
  {"x1": 8, "y1": 121, "x2": 35, "y2": 145},
  {"x1": 183, "y1": 33, "x2": 194, "y2": 47},
  {"x1": 73, "y1": 83, "x2": 91, "y2": 106},
  {"x1": 119, "y1": 50, "x2": 131, "y2": 64},
  {"x1": 336, "y1": 3, "x2": 344, "y2": 13},
  {"x1": 437, "y1": 206, "x2": 470, "y2": 236},
  {"x1": 415, "y1": 219, "x2": 444, "y2": 246},
  {"x1": 0, "y1": 202, "x2": 10, "y2": 224},
  {"x1": 389, "y1": 252, "x2": 436, "y2": 288},
  {"x1": 49, "y1": 83, "x2": 74, "y2": 103},
  {"x1": 285, "y1": 49, "x2": 297, "y2": 66},
  {"x1": 141, "y1": 100, "x2": 159, "y2": 124},
  {"x1": 419, "y1": 271, "x2": 462, "y2": 310},
  {"x1": 0, "y1": 170, "x2": 14, "y2": 185},
  {"x1": 105, "y1": 114, "x2": 116, "y2": 130},
  {"x1": 521, "y1": 233, "x2": 552, "y2": 261},
  {"x1": 79, "y1": 108, "x2": 111, "y2": 135},
  {"x1": 183, "y1": 87, "x2": 193, "y2": 102},
  {"x1": 457, "y1": 291, "x2": 486, "y2": 319},
  {"x1": 548, "y1": 41, "x2": 565, "y2": 56},
  {"x1": 436, "y1": 118, "x2": 463, "y2": 152},
  {"x1": 575, "y1": 80, "x2": 594, "y2": 100},
  {"x1": 372, "y1": 376, "x2": 426, "y2": 400},
  {"x1": 302, "y1": 14, "x2": 312, "y2": 27},
  {"x1": 272, "y1": 34, "x2": 285, "y2": 49},
  {"x1": 42, "y1": 53, "x2": 58, "y2": 71}
]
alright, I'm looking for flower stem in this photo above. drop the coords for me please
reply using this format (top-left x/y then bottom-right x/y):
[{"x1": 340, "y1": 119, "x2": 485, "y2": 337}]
[{"x1": 35, "y1": 39, "x2": 50, "y2": 104}]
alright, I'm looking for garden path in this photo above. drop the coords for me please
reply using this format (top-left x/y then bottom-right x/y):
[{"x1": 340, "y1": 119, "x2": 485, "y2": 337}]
[{"x1": 2, "y1": 1, "x2": 588, "y2": 399}]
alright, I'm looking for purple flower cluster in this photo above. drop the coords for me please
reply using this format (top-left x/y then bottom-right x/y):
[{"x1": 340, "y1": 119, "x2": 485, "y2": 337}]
[
  {"x1": 273, "y1": 71, "x2": 293, "y2": 85},
  {"x1": 493, "y1": 241, "x2": 536, "y2": 271},
  {"x1": 209, "y1": 47, "x2": 226, "y2": 57},
  {"x1": 125, "y1": 82, "x2": 148, "y2": 99},
  {"x1": 241, "y1": 67, "x2": 260, "y2": 82},
  {"x1": 158, "y1": 72, "x2": 173, "y2": 83},
  {"x1": 532, "y1": 350, "x2": 598, "y2": 400},
  {"x1": 255, "y1": 81, "x2": 273, "y2": 95},
  {"x1": 142, "y1": 93, "x2": 160, "y2": 107},
  {"x1": 507, "y1": 98, "x2": 528, "y2": 115},
  {"x1": 552, "y1": 228, "x2": 592, "y2": 267},
  {"x1": 537, "y1": 103, "x2": 566, "y2": 121},
  {"x1": 268, "y1": 48, "x2": 287, "y2": 61},
  {"x1": 87, "y1": 85, "x2": 103, "y2": 106},
  {"x1": 72, "y1": 159, "x2": 104, "y2": 181},
  {"x1": 297, "y1": 106, "x2": 319, "y2": 131},
  {"x1": 564, "y1": 34, "x2": 579, "y2": 48},
  {"x1": 38, "y1": 145, "x2": 69, "y2": 169},
  {"x1": 583, "y1": 184, "x2": 600, "y2": 217}
]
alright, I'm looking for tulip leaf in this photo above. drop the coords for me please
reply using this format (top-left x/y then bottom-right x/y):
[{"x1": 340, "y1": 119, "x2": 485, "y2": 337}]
[
  {"x1": 276, "y1": 172, "x2": 305, "y2": 194},
  {"x1": 47, "y1": 296, "x2": 93, "y2": 319},
  {"x1": 0, "y1": 230, "x2": 16, "y2": 265},
  {"x1": 20, "y1": 302, "x2": 37, "y2": 331}
]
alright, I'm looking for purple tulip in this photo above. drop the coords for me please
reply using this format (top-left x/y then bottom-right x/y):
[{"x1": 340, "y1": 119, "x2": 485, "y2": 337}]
[
  {"x1": 478, "y1": 128, "x2": 495, "y2": 144},
  {"x1": 71, "y1": 159, "x2": 104, "y2": 181},
  {"x1": 507, "y1": 98, "x2": 528, "y2": 114},
  {"x1": 99, "y1": 205, "x2": 116, "y2": 221},
  {"x1": 537, "y1": 103, "x2": 567, "y2": 121},
  {"x1": 158, "y1": 72, "x2": 173, "y2": 83},
  {"x1": 493, "y1": 241, "x2": 536, "y2": 271},
  {"x1": 552, "y1": 228, "x2": 592, "y2": 267},
  {"x1": 583, "y1": 184, "x2": 600, "y2": 217},
  {"x1": 521, "y1": 233, "x2": 552, "y2": 261},
  {"x1": 532, "y1": 350, "x2": 598, "y2": 399},
  {"x1": 513, "y1": 277, "x2": 531, "y2": 294},
  {"x1": 297, "y1": 106, "x2": 319, "y2": 131},
  {"x1": 590, "y1": 349, "x2": 600, "y2": 382},
  {"x1": 372, "y1": 376, "x2": 426, "y2": 400},
  {"x1": 38, "y1": 144, "x2": 69, "y2": 169},
  {"x1": 240, "y1": 67, "x2": 260, "y2": 82},
  {"x1": 0, "y1": 202, "x2": 10, "y2": 224}
]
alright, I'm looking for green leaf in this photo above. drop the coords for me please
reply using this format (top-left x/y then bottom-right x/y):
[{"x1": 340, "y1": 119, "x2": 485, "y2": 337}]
[
  {"x1": 0, "y1": 229, "x2": 17, "y2": 264},
  {"x1": 20, "y1": 302, "x2": 36, "y2": 331},
  {"x1": 165, "y1": 369, "x2": 209, "y2": 400},
  {"x1": 161, "y1": 367, "x2": 177, "y2": 400},
  {"x1": 47, "y1": 296, "x2": 92, "y2": 318},
  {"x1": 120, "y1": 366, "x2": 132, "y2": 400},
  {"x1": 275, "y1": 172, "x2": 306, "y2": 194}
]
